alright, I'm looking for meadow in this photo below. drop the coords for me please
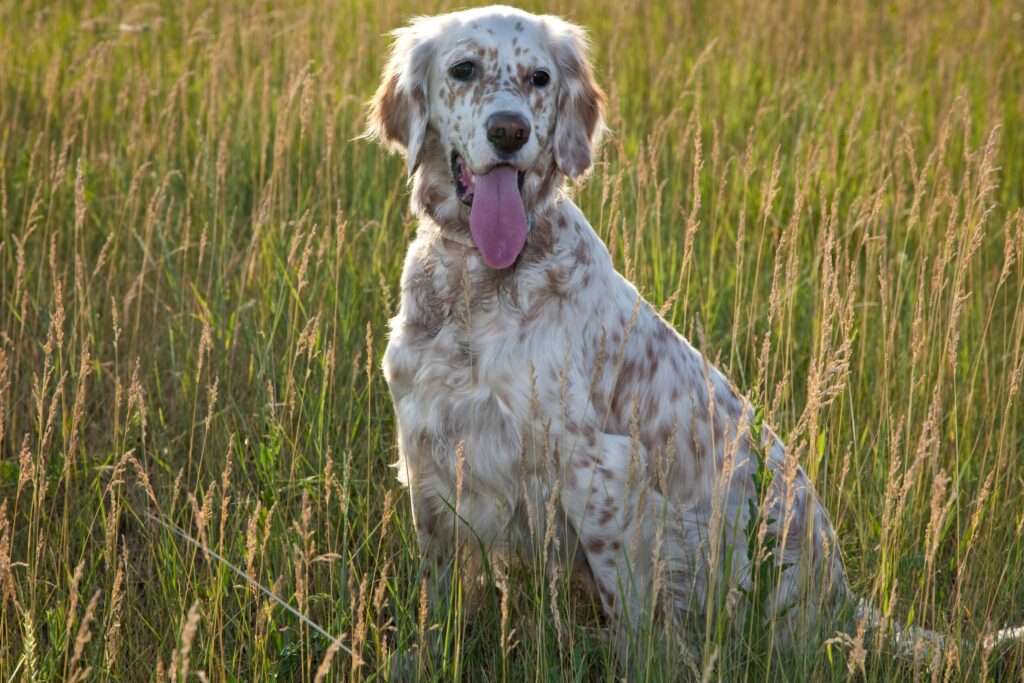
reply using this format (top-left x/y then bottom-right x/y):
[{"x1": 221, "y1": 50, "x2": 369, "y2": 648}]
[{"x1": 1, "y1": 0, "x2": 1023, "y2": 680}]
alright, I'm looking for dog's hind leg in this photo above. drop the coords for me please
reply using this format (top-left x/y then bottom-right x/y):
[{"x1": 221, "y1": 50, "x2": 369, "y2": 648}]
[{"x1": 555, "y1": 432, "x2": 666, "y2": 649}]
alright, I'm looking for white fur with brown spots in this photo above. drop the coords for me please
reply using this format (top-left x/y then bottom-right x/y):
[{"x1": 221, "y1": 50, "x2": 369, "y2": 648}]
[{"x1": 366, "y1": 5, "x2": 1023, "y2": 663}]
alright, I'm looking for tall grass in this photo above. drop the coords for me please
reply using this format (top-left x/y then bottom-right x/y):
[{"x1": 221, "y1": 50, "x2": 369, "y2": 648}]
[{"x1": 1, "y1": 0, "x2": 1022, "y2": 680}]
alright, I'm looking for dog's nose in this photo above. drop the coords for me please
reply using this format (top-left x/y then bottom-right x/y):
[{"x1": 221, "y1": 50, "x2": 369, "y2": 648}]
[{"x1": 486, "y1": 111, "x2": 531, "y2": 154}]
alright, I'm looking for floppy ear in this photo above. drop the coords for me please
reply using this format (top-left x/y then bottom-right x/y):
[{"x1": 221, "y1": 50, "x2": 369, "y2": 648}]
[
  {"x1": 550, "y1": 21, "x2": 606, "y2": 178},
  {"x1": 365, "y1": 21, "x2": 436, "y2": 175}
]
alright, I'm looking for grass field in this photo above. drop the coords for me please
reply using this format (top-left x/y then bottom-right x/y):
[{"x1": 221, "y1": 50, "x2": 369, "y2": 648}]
[{"x1": 2, "y1": 0, "x2": 1024, "y2": 680}]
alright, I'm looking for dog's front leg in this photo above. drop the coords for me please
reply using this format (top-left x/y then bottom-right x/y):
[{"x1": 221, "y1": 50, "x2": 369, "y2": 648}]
[
  {"x1": 390, "y1": 390, "x2": 521, "y2": 668},
  {"x1": 395, "y1": 431, "x2": 495, "y2": 604},
  {"x1": 390, "y1": 420, "x2": 508, "y2": 679}
]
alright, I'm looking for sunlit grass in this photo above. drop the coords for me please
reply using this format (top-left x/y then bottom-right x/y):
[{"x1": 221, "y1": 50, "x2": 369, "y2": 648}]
[{"x1": 1, "y1": 0, "x2": 1022, "y2": 680}]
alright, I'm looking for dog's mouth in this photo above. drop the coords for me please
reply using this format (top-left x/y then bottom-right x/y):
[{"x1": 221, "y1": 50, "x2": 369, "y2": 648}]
[
  {"x1": 450, "y1": 150, "x2": 529, "y2": 270},
  {"x1": 451, "y1": 151, "x2": 526, "y2": 207}
]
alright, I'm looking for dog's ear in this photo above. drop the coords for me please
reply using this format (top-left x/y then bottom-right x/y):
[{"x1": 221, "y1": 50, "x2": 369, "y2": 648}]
[
  {"x1": 549, "y1": 21, "x2": 606, "y2": 179},
  {"x1": 365, "y1": 21, "x2": 436, "y2": 175}
]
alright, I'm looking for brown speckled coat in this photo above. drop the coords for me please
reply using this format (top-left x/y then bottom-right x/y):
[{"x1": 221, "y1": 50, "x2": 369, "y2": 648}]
[{"x1": 367, "y1": 4, "x2": 848, "y2": 651}]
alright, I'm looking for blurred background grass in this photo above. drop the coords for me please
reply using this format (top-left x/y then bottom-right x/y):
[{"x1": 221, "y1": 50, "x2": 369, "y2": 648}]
[{"x1": 1, "y1": 0, "x2": 1023, "y2": 680}]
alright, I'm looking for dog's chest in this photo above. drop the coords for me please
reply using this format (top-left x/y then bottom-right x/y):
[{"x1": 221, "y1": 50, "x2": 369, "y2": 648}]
[{"x1": 387, "y1": 261, "x2": 547, "y2": 402}]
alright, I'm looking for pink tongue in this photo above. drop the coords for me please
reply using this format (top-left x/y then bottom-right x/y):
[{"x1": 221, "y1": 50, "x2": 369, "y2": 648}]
[{"x1": 469, "y1": 166, "x2": 528, "y2": 269}]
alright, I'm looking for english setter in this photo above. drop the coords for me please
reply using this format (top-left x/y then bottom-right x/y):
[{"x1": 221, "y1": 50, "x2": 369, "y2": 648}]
[{"x1": 366, "y1": 4, "x2": 1022, "y2": 661}]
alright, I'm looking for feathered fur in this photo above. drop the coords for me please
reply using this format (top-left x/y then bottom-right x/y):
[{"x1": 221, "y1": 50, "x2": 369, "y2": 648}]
[{"x1": 367, "y1": 4, "x2": 1023, "y2": 662}]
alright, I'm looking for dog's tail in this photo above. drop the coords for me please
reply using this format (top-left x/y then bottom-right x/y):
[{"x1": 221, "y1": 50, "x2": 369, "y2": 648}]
[{"x1": 852, "y1": 599, "x2": 1024, "y2": 663}]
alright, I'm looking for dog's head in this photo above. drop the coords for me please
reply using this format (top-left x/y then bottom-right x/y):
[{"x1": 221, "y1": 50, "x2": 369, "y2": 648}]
[{"x1": 365, "y1": 6, "x2": 605, "y2": 269}]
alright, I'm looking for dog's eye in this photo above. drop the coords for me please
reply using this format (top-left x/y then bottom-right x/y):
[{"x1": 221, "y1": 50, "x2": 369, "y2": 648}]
[
  {"x1": 448, "y1": 61, "x2": 476, "y2": 81},
  {"x1": 531, "y1": 70, "x2": 551, "y2": 87}
]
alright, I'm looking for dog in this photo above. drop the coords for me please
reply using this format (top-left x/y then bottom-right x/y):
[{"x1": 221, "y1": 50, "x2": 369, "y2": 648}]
[{"x1": 366, "y1": 4, "x2": 1023, "y2": 662}]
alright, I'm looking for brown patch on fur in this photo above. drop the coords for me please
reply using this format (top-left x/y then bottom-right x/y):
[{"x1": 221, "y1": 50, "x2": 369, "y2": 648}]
[
  {"x1": 645, "y1": 342, "x2": 660, "y2": 376},
  {"x1": 367, "y1": 73, "x2": 409, "y2": 147},
  {"x1": 520, "y1": 213, "x2": 556, "y2": 264},
  {"x1": 515, "y1": 62, "x2": 533, "y2": 83},
  {"x1": 591, "y1": 390, "x2": 608, "y2": 418},
  {"x1": 411, "y1": 133, "x2": 467, "y2": 233},
  {"x1": 571, "y1": 236, "x2": 592, "y2": 265},
  {"x1": 550, "y1": 30, "x2": 606, "y2": 177},
  {"x1": 405, "y1": 268, "x2": 446, "y2": 343},
  {"x1": 521, "y1": 251, "x2": 575, "y2": 324},
  {"x1": 416, "y1": 179, "x2": 448, "y2": 214},
  {"x1": 719, "y1": 390, "x2": 744, "y2": 420},
  {"x1": 474, "y1": 263, "x2": 516, "y2": 305},
  {"x1": 532, "y1": 163, "x2": 562, "y2": 207},
  {"x1": 688, "y1": 417, "x2": 706, "y2": 461},
  {"x1": 364, "y1": 28, "x2": 437, "y2": 171},
  {"x1": 656, "y1": 423, "x2": 674, "y2": 449},
  {"x1": 544, "y1": 267, "x2": 570, "y2": 299},
  {"x1": 669, "y1": 353, "x2": 681, "y2": 373},
  {"x1": 609, "y1": 359, "x2": 641, "y2": 422},
  {"x1": 572, "y1": 73, "x2": 604, "y2": 145}
]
